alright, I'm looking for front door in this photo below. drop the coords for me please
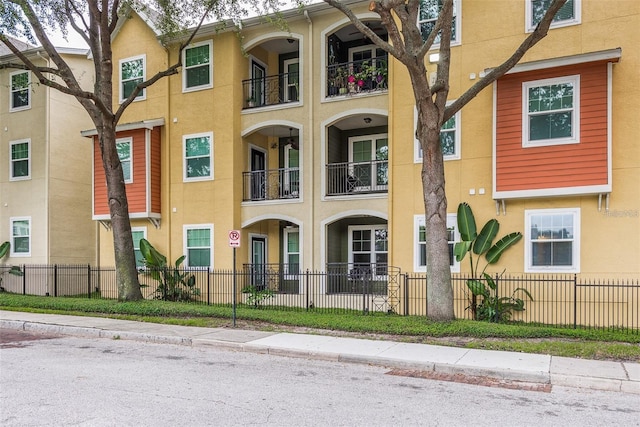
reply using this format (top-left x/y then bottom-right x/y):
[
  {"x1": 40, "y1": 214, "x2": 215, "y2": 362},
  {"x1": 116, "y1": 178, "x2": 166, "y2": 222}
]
[
  {"x1": 251, "y1": 60, "x2": 266, "y2": 106},
  {"x1": 251, "y1": 236, "x2": 267, "y2": 289},
  {"x1": 250, "y1": 147, "x2": 266, "y2": 200}
]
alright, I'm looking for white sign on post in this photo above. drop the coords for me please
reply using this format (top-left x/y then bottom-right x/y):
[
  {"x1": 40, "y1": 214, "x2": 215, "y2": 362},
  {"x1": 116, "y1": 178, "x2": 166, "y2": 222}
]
[{"x1": 228, "y1": 230, "x2": 241, "y2": 247}]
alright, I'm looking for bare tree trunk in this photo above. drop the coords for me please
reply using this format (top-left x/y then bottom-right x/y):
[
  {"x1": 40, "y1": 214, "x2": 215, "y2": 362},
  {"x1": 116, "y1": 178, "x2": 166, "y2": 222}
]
[{"x1": 98, "y1": 122, "x2": 142, "y2": 301}]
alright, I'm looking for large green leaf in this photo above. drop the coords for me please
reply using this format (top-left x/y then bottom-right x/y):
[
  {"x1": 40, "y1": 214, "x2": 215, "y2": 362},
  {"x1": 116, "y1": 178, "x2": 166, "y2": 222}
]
[
  {"x1": 454, "y1": 241, "x2": 472, "y2": 262},
  {"x1": 457, "y1": 202, "x2": 477, "y2": 242},
  {"x1": 466, "y1": 279, "x2": 488, "y2": 297},
  {"x1": 473, "y1": 219, "x2": 499, "y2": 255},
  {"x1": 140, "y1": 238, "x2": 167, "y2": 267},
  {"x1": 0, "y1": 242, "x2": 10, "y2": 259},
  {"x1": 485, "y1": 232, "x2": 523, "y2": 264}
]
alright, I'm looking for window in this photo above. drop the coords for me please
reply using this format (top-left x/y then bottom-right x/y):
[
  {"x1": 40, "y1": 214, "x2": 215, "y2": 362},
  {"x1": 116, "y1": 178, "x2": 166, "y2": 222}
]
[
  {"x1": 10, "y1": 139, "x2": 30, "y2": 181},
  {"x1": 120, "y1": 55, "x2": 146, "y2": 102},
  {"x1": 418, "y1": 0, "x2": 460, "y2": 46},
  {"x1": 348, "y1": 225, "x2": 388, "y2": 276},
  {"x1": 184, "y1": 225, "x2": 213, "y2": 268},
  {"x1": 414, "y1": 214, "x2": 460, "y2": 272},
  {"x1": 523, "y1": 75, "x2": 579, "y2": 147},
  {"x1": 10, "y1": 70, "x2": 31, "y2": 111},
  {"x1": 183, "y1": 41, "x2": 213, "y2": 92},
  {"x1": 183, "y1": 132, "x2": 213, "y2": 181},
  {"x1": 131, "y1": 227, "x2": 147, "y2": 268},
  {"x1": 414, "y1": 107, "x2": 461, "y2": 162},
  {"x1": 349, "y1": 134, "x2": 388, "y2": 191},
  {"x1": 525, "y1": 208, "x2": 580, "y2": 272},
  {"x1": 10, "y1": 217, "x2": 31, "y2": 257},
  {"x1": 526, "y1": 0, "x2": 580, "y2": 32},
  {"x1": 283, "y1": 228, "x2": 300, "y2": 276},
  {"x1": 116, "y1": 138, "x2": 133, "y2": 183}
]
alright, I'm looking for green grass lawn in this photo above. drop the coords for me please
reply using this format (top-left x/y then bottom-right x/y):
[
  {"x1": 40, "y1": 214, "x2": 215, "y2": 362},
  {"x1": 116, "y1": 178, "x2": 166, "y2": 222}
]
[{"x1": 1, "y1": 293, "x2": 639, "y2": 362}]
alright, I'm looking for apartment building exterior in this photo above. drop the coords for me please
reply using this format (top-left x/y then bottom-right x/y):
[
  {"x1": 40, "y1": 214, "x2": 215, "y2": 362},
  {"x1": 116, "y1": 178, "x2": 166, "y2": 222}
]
[
  {"x1": 87, "y1": 0, "x2": 638, "y2": 291},
  {"x1": 0, "y1": 39, "x2": 96, "y2": 265}
]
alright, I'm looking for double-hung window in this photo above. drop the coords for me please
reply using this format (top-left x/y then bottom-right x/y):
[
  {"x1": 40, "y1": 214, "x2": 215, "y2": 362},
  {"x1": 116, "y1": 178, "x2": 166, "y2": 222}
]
[
  {"x1": 283, "y1": 228, "x2": 300, "y2": 276},
  {"x1": 120, "y1": 55, "x2": 146, "y2": 102},
  {"x1": 418, "y1": 0, "x2": 460, "y2": 47},
  {"x1": 10, "y1": 217, "x2": 31, "y2": 257},
  {"x1": 414, "y1": 214, "x2": 460, "y2": 272},
  {"x1": 183, "y1": 132, "x2": 213, "y2": 181},
  {"x1": 116, "y1": 138, "x2": 133, "y2": 183},
  {"x1": 184, "y1": 225, "x2": 213, "y2": 268},
  {"x1": 523, "y1": 75, "x2": 579, "y2": 147},
  {"x1": 131, "y1": 227, "x2": 147, "y2": 268},
  {"x1": 526, "y1": 0, "x2": 580, "y2": 32},
  {"x1": 10, "y1": 70, "x2": 31, "y2": 111},
  {"x1": 415, "y1": 106, "x2": 461, "y2": 162},
  {"x1": 525, "y1": 208, "x2": 580, "y2": 272},
  {"x1": 348, "y1": 225, "x2": 388, "y2": 277},
  {"x1": 10, "y1": 139, "x2": 30, "y2": 181},
  {"x1": 183, "y1": 41, "x2": 213, "y2": 92}
]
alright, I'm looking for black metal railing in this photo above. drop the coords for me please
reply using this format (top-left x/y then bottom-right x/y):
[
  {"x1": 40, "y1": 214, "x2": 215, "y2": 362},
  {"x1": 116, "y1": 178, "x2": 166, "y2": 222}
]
[
  {"x1": 326, "y1": 55, "x2": 388, "y2": 98},
  {"x1": 2, "y1": 264, "x2": 638, "y2": 332},
  {"x1": 242, "y1": 71, "x2": 299, "y2": 109},
  {"x1": 242, "y1": 168, "x2": 300, "y2": 201},
  {"x1": 326, "y1": 160, "x2": 388, "y2": 196}
]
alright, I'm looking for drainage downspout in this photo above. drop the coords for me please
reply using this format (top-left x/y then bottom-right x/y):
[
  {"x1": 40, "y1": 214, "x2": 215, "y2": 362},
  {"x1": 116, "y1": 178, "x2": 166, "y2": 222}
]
[{"x1": 304, "y1": 10, "x2": 314, "y2": 270}]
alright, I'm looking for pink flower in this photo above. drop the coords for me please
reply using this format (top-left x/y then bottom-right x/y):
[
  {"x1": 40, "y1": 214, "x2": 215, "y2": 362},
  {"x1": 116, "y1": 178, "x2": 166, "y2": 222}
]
[
  {"x1": 348, "y1": 75, "x2": 355, "y2": 83},
  {"x1": 357, "y1": 79, "x2": 364, "y2": 87}
]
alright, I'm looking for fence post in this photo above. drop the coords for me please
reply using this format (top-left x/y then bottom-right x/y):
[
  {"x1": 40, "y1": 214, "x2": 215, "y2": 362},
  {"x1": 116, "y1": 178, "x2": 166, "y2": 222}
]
[
  {"x1": 305, "y1": 270, "x2": 310, "y2": 311},
  {"x1": 87, "y1": 264, "x2": 91, "y2": 298},
  {"x1": 54, "y1": 264, "x2": 58, "y2": 297},
  {"x1": 403, "y1": 274, "x2": 409, "y2": 316},
  {"x1": 207, "y1": 267, "x2": 211, "y2": 305},
  {"x1": 22, "y1": 264, "x2": 26, "y2": 295},
  {"x1": 573, "y1": 274, "x2": 577, "y2": 329}
]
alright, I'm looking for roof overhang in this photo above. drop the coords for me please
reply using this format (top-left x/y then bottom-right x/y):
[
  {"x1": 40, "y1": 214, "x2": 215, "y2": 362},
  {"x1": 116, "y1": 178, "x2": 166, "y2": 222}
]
[{"x1": 81, "y1": 118, "x2": 165, "y2": 137}]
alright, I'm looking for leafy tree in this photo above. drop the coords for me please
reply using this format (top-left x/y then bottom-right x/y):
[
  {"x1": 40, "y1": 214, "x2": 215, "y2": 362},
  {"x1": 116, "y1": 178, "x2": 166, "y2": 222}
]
[
  {"x1": 0, "y1": 0, "x2": 255, "y2": 300},
  {"x1": 323, "y1": 0, "x2": 568, "y2": 320}
]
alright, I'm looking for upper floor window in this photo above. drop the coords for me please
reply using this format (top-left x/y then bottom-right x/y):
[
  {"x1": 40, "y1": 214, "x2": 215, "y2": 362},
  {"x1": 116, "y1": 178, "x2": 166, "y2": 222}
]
[
  {"x1": 415, "y1": 106, "x2": 461, "y2": 162},
  {"x1": 10, "y1": 217, "x2": 31, "y2": 257},
  {"x1": 525, "y1": 208, "x2": 580, "y2": 272},
  {"x1": 183, "y1": 41, "x2": 213, "y2": 92},
  {"x1": 184, "y1": 225, "x2": 213, "y2": 268},
  {"x1": 116, "y1": 138, "x2": 133, "y2": 183},
  {"x1": 419, "y1": 0, "x2": 460, "y2": 47},
  {"x1": 183, "y1": 132, "x2": 213, "y2": 182},
  {"x1": 10, "y1": 139, "x2": 30, "y2": 181},
  {"x1": 131, "y1": 227, "x2": 147, "y2": 268},
  {"x1": 10, "y1": 70, "x2": 31, "y2": 111},
  {"x1": 523, "y1": 75, "x2": 580, "y2": 147},
  {"x1": 414, "y1": 214, "x2": 460, "y2": 273},
  {"x1": 526, "y1": 0, "x2": 581, "y2": 32},
  {"x1": 120, "y1": 55, "x2": 146, "y2": 102}
]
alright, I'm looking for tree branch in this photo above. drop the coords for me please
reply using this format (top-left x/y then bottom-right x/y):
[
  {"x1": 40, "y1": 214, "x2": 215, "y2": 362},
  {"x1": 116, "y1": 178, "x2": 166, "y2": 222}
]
[{"x1": 444, "y1": 0, "x2": 567, "y2": 121}]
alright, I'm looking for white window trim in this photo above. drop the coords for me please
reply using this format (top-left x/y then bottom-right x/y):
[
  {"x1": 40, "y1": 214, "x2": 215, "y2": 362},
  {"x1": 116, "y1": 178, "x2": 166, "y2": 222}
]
[
  {"x1": 183, "y1": 132, "x2": 214, "y2": 182},
  {"x1": 348, "y1": 134, "x2": 389, "y2": 192},
  {"x1": 119, "y1": 54, "x2": 146, "y2": 103},
  {"x1": 9, "y1": 70, "x2": 31, "y2": 112},
  {"x1": 418, "y1": 0, "x2": 462, "y2": 49},
  {"x1": 283, "y1": 227, "x2": 300, "y2": 278},
  {"x1": 414, "y1": 214, "x2": 460, "y2": 273},
  {"x1": 131, "y1": 227, "x2": 147, "y2": 268},
  {"x1": 116, "y1": 137, "x2": 133, "y2": 184},
  {"x1": 183, "y1": 224, "x2": 214, "y2": 268},
  {"x1": 525, "y1": 0, "x2": 581, "y2": 33},
  {"x1": 522, "y1": 75, "x2": 580, "y2": 148},
  {"x1": 414, "y1": 105, "x2": 461, "y2": 162},
  {"x1": 10, "y1": 216, "x2": 31, "y2": 257},
  {"x1": 9, "y1": 138, "x2": 31, "y2": 181},
  {"x1": 182, "y1": 40, "x2": 213, "y2": 93},
  {"x1": 524, "y1": 208, "x2": 580, "y2": 273}
]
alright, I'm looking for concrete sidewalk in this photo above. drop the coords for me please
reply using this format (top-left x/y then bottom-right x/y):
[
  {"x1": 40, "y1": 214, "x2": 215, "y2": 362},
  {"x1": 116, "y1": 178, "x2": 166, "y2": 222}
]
[{"x1": 1, "y1": 310, "x2": 638, "y2": 394}]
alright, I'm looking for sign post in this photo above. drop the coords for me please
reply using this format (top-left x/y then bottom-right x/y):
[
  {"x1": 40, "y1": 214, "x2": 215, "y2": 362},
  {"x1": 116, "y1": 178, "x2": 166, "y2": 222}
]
[{"x1": 229, "y1": 230, "x2": 241, "y2": 327}]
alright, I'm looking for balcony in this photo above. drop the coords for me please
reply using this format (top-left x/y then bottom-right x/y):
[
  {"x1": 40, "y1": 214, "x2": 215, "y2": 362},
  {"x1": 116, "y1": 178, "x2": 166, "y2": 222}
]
[
  {"x1": 326, "y1": 55, "x2": 388, "y2": 98},
  {"x1": 242, "y1": 168, "x2": 300, "y2": 201},
  {"x1": 242, "y1": 71, "x2": 299, "y2": 109},
  {"x1": 326, "y1": 160, "x2": 388, "y2": 196}
]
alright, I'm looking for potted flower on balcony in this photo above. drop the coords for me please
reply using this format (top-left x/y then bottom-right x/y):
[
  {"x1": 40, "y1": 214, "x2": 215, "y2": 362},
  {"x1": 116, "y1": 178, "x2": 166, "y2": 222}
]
[
  {"x1": 335, "y1": 67, "x2": 348, "y2": 95},
  {"x1": 246, "y1": 96, "x2": 257, "y2": 108}
]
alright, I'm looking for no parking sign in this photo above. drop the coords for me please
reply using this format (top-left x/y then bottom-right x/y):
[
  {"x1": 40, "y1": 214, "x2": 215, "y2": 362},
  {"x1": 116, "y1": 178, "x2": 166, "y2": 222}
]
[{"x1": 228, "y1": 230, "x2": 241, "y2": 247}]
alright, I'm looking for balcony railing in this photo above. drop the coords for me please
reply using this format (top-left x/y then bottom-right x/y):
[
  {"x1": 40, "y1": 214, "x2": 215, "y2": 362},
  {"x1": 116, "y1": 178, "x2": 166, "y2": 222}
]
[
  {"x1": 326, "y1": 160, "x2": 388, "y2": 196},
  {"x1": 326, "y1": 55, "x2": 388, "y2": 98},
  {"x1": 242, "y1": 168, "x2": 300, "y2": 201},
  {"x1": 242, "y1": 71, "x2": 299, "y2": 109}
]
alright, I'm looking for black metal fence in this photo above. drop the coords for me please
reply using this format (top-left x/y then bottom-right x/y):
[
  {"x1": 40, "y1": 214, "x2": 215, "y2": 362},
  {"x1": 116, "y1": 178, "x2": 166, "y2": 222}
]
[{"x1": 1, "y1": 264, "x2": 638, "y2": 333}]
